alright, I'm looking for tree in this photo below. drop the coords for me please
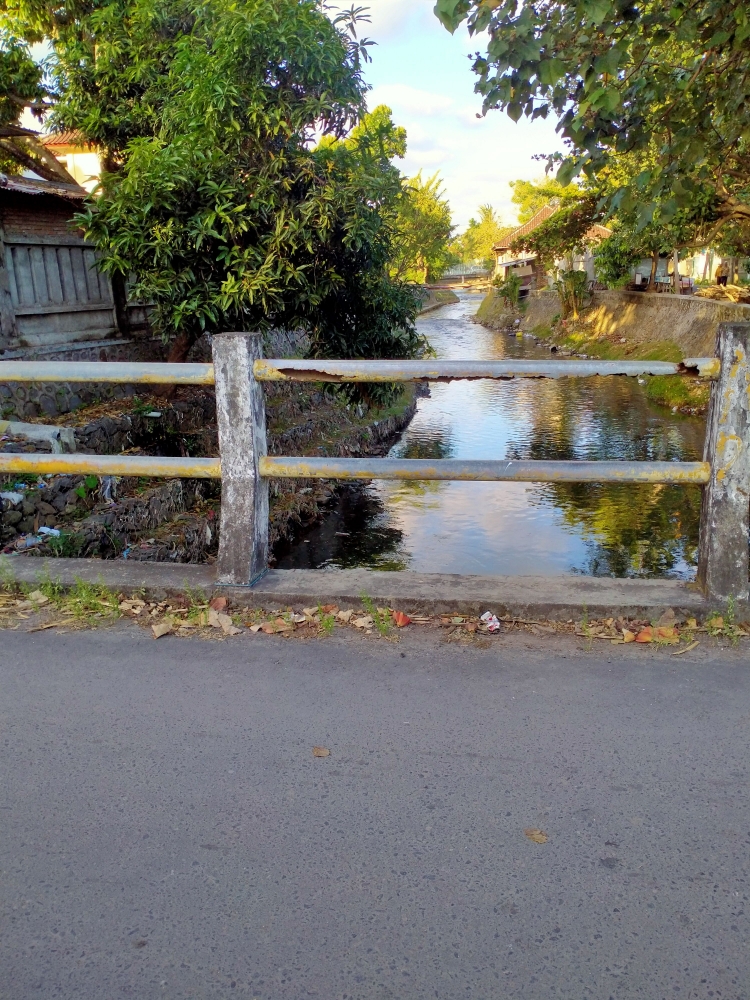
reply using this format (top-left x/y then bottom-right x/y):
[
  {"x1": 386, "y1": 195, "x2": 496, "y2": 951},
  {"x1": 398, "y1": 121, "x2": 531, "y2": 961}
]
[
  {"x1": 434, "y1": 0, "x2": 750, "y2": 246},
  {"x1": 452, "y1": 204, "x2": 509, "y2": 268},
  {"x1": 1, "y1": 0, "x2": 424, "y2": 379},
  {"x1": 510, "y1": 177, "x2": 580, "y2": 224},
  {"x1": 0, "y1": 36, "x2": 77, "y2": 183},
  {"x1": 509, "y1": 196, "x2": 601, "y2": 269},
  {"x1": 390, "y1": 171, "x2": 455, "y2": 283}
]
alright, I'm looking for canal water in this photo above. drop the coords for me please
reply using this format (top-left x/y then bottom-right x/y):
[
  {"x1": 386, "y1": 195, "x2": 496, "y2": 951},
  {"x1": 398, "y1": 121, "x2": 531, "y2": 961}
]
[{"x1": 277, "y1": 291, "x2": 706, "y2": 578}]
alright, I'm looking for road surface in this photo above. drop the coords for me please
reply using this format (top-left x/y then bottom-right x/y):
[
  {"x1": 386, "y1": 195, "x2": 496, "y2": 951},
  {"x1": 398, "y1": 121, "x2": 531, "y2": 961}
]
[{"x1": 1, "y1": 628, "x2": 749, "y2": 999}]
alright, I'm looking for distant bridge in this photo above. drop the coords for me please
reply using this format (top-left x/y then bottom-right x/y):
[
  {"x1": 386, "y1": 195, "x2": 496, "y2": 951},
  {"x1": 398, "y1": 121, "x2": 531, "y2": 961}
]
[{"x1": 441, "y1": 263, "x2": 492, "y2": 278}]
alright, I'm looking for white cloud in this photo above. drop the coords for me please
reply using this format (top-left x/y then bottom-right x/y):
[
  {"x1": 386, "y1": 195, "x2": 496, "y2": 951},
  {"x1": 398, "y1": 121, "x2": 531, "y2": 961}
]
[
  {"x1": 361, "y1": 0, "x2": 433, "y2": 41},
  {"x1": 369, "y1": 80, "x2": 560, "y2": 228}
]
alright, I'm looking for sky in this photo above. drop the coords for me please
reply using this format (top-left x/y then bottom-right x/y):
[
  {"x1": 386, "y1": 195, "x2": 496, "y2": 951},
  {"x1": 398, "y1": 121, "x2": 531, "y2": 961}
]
[{"x1": 359, "y1": 0, "x2": 561, "y2": 231}]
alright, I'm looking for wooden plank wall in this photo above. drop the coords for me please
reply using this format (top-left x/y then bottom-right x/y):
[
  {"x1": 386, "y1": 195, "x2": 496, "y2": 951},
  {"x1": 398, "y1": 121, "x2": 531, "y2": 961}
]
[{"x1": 0, "y1": 193, "x2": 120, "y2": 351}]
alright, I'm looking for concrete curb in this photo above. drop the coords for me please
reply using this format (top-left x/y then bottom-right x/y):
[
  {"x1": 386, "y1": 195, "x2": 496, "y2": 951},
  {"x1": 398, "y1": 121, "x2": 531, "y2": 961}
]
[{"x1": 0, "y1": 556, "x2": 721, "y2": 619}]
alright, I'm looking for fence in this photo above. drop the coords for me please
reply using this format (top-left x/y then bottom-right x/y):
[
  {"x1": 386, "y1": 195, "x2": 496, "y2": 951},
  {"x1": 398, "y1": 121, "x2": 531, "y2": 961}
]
[{"x1": 1, "y1": 325, "x2": 748, "y2": 603}]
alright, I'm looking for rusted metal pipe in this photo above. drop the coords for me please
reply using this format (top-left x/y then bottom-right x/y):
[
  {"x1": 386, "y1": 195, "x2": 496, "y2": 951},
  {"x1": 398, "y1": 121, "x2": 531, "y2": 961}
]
[
  {"x1": 0, "y1": 454, "x2": 221, "y2": 478},
  {"x1": 254, "y1": 358, "x2": 720, "y2": 383},
  {"x1": 259, "y1": 457, "x2": 711, "y2": 484},
  {"x1": 0, "y1": 362, "x2": 215, "y2": 384}
]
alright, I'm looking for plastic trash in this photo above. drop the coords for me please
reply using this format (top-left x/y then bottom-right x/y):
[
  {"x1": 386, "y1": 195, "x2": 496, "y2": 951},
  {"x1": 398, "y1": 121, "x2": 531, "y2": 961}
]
[
  {"x1": 14, "y1": 534, "x2": 43, "y2": 550},
  {"x1": 38, "y1": 526, "x2": 61, "y2": 537},
  {"x1": 480, "y1": 611, "x2": 501, "y2": 633},
  {"x1": 100, "y1": 475, "x2": 117, "y2": 502},
  {"x1": 0, "y1": 491, "x2": 24, "y2": 505}
]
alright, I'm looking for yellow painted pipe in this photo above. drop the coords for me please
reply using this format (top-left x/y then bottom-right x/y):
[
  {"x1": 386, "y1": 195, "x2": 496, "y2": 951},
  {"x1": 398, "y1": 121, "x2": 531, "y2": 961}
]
[{"x1": 0, "y1": 453, "x2": 221, "y2": 478}]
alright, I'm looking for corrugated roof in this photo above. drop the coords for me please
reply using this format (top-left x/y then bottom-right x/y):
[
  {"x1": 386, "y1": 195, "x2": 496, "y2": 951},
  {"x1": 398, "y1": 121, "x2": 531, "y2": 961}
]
[{"x1": 0, "y1": 174, "x2": 87, "y2": 200}]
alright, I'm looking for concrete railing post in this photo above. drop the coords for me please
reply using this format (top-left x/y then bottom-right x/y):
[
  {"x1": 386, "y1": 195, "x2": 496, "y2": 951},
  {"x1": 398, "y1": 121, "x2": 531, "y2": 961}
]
[
  {"x1": 212, "y1": 332, "x2": 269, "y2": 586},
  {"x1": 697, "y1": 322, "x2": 750, "y2": 603}
]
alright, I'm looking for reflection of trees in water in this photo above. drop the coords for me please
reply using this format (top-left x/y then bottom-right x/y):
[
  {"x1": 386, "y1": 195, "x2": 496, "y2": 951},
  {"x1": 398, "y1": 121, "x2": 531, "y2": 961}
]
[
  {"x1": 274, "y1": 484, "x2": 408, "y2": 571},
  {"x1": 508, "y1": 375, "x2": 705, "y2": 577},
  {"x1": 395, "y1": 430, "x2": 453, "y2": 460},
  {"x1": 534, "y1": 481, "x2": 701, "y2": 577}
]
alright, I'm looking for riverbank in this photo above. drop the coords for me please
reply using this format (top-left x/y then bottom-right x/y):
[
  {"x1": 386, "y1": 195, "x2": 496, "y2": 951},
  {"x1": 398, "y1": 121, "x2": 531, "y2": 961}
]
[
  {"x1": 420, "y1": 287, "x2": 460, "y2": 313},
  {"x1": 475, "y1": 287, "x2": 747, "y2": 414}
]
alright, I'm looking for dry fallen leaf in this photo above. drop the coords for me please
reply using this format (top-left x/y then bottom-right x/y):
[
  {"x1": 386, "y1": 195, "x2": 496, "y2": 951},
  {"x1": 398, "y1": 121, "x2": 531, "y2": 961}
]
[
  {"x1": 353, "y1": 615, "x2": 374, "y2": 629},
  {"x1": 622, "y1": 629, "x2": 636, "y2": 643},
  {"x1": 635, "y1": 627, "x2": 654, "y2": 643},
  {"x1": 655, "y1": 625, "x2": 680, "y2": 644},
  {"x1": 706, "y1": 615, "x2": 724, "y2": 629},
  {"x1": 27, "y1": 590, "x2": 49, "y2": 606},
  {"x1": 686, "y1": 617, "x2": 698, "y2": 630},
  {"x1": 321, "y1": 604, "x2": 338, "y2": 614},
  {"x1": 208, "y1": 608, "x2": 222, "y2": 629},
  {"x1": 656, "y1": 608, "x2": 677, "y2": 627},
  {"x1": 302, "y1": 607, "x2": 319, "y2": 617},
  {"x1": 392, "y1": 610, "x2": 411, "y2": 628},
  {"x1": 249, "y1": 623, "x2": 263, "y2": 633},
  {"x1": 209, "y1": 596, "x2": 228, "y2": 612},
  {"x1": 312, "y1": 746, "x2": 330, "y2": 757},
  {"x1": 524, "y1": 828, "x2": 548, "y2": 844},
  {"x1": 217, "y1": 613, "x2": 241, "y2": 636},
  {"x1": 337, "y1": 609, "x2": 353, "y2": 623},
  {"x1": 152, "y1": 621, "x2": 173, "y2": 639}
]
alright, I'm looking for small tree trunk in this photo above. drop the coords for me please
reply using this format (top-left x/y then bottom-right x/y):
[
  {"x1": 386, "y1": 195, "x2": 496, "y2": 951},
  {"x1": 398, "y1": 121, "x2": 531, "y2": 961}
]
[
  {"x1": 672, "y1": 249, "x2": 680, "y2": 294},
  {"x1": 650, "y1": 251, "x2": 659, "y2": 287},
  {"x1": 702, "y1": 251, "x2": 710, "y2": 281},
  {"x1": 153, "y1": 330, "x2": 198, "y2": 398}
]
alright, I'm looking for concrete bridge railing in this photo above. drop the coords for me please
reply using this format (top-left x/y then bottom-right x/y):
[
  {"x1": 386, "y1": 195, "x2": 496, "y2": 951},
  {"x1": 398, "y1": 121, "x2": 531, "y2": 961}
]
[{"x1": 1, "y1": 323, "x2": 748, "y2": 603}]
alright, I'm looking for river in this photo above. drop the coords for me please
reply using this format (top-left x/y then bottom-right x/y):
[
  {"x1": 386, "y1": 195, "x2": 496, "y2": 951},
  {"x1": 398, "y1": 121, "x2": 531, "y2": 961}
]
[{"x1": 277, "y1": 291, "x2": 706, "y2": 578}]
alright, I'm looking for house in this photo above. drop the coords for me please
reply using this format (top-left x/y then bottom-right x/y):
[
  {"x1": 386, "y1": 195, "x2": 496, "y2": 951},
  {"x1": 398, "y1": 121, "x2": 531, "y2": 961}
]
[
  {"x1": 492, "y1": 205, "x2": 557, "y2": 291},
  {"x1": 41, "y1": 132, "x2": 103, "y2": 193},
  {"x1": 0, "y1": 174, "x2": 141, "y2": 353},
  {"x1": 492, "y1": 204, "x2": 612, "y2": 290}
]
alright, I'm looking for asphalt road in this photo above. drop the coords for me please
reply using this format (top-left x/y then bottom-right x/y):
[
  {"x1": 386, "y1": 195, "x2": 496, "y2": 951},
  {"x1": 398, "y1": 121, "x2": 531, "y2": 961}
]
[{"x1": 1, "y1": 628, "x2": 749, "y2": 1000}]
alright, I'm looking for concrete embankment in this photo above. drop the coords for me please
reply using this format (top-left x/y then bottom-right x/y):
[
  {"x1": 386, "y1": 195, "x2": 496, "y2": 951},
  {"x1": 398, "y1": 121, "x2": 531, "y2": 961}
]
[
  {"x1": 476, "y1": 287, "x2": 750, "y2": 413},
  {"x1": 477, "y1": 287, "x2": 750, "y2": 356}
]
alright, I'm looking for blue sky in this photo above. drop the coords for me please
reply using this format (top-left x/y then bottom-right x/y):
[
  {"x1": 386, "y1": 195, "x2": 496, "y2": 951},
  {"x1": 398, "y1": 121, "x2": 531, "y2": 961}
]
[{"x1": 360, "y1": 0, "x2": 561, "y2": 230}]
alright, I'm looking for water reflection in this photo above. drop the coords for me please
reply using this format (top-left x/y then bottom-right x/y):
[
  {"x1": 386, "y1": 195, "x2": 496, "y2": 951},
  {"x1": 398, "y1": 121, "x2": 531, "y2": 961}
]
[{"x1": 277, "y1": 292, "x2": 706, "y2": 578}]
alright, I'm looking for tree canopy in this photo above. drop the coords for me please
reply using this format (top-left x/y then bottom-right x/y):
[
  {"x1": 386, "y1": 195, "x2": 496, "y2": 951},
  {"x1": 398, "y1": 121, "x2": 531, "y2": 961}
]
[
  {"x1": 509, "y1": 177, "x2": 579, "y2": 224},
  {"x1": 434, "y1": 0, "x2": 750, "y2": 246},
  {"x1": 390, "y1": 171, "x2": 455, "y2": 283},
  {"x1": 0, "y1": 0, "x2": 425, "y2": 377},
  {"x1": 452, "y1": 204, "x2": 509, "y2": 267}
]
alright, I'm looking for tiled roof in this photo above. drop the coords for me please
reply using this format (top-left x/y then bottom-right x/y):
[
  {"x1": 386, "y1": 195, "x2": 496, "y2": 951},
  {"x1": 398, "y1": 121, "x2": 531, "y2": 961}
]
[
  {"x1": 41, "y1": 130, "x2": 95, "y2": 149},
  {"x1": 492, "y1": 205, "x2": 612, "y2": 255},
  {"x1": 492, "y1": 205, "x2": 558, "y2": 252}
]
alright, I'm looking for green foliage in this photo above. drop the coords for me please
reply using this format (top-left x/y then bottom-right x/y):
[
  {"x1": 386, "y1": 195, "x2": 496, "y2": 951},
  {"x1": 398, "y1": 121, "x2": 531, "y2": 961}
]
[
  {"x1": 452, "y1": 204, "x2": 509, "y2": 267},
  {"x1": 390, "y1": 171, "x2": 455, "y2": 283},
  {"x1": 594, "y1": 232, "x2": 643, "y2": 288},
  {"x1": 510, "y1": 178, "x2": 581, "y2": 224},
  {"x1": 434, "y1": 0, "x2": 750, "y2": 246},
  {"x1": 511, "y1": 197, "x2": 602, "y2": 268},
  {"x1": 553, "y1": 269, "x2": 590, "y2": 320},
  {"x1": 493, "y1": 270, "x2": 522, "y2": 308},
  {"x1": 2, "y1": 1, "x2": 425, "y2": 388}
]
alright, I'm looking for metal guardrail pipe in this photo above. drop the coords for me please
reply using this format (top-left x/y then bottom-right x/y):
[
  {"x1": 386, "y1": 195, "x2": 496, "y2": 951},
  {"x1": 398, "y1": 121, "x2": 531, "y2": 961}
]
[
  {"x1": 254, "y1": 358, "x2": 720, "y2": 382},
  {"x1": 0, "y1": 454, "x2": 221, "y2": 478},
  {"x1": 0, "y1": 361, "x2": 215, "y2": 384},
  {"x1": 260, "y1": 457, "x2": 711, "y2": 485}
]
